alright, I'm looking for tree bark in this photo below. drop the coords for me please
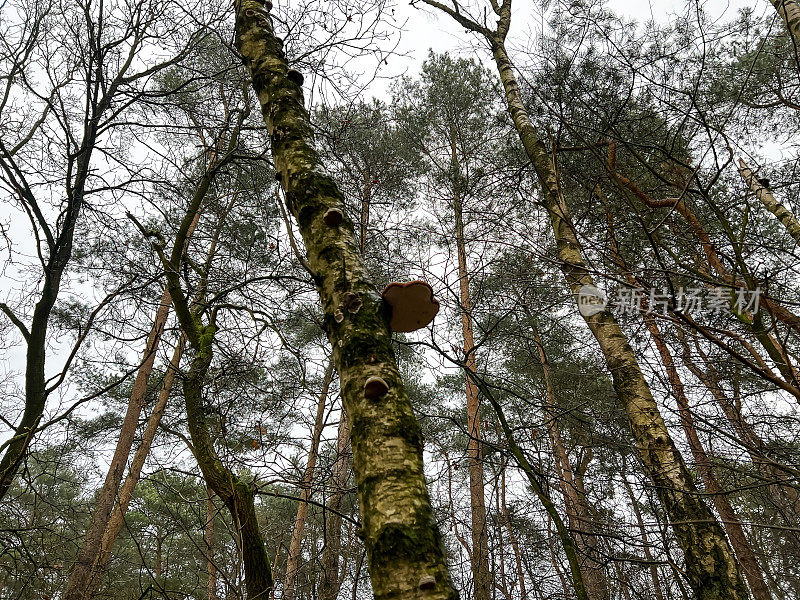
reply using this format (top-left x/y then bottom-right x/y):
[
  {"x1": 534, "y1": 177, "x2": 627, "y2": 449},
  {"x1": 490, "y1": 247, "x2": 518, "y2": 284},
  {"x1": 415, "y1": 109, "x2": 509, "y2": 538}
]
[
  {"x1": 283, "y1": 359, "x2": 334, "y2": 600},
  {"x1": 769, "y1": 0, "x2": 800, "y2": 45},
  {"x1": 97, "y1": 337, "x2": 185, "y2": 572},
  {"x1": 233, "y1": 3, "x2": 457, "y2": 597},
  {"x1": 64, "y1": 206, "x2": 201, "y2": 600}
]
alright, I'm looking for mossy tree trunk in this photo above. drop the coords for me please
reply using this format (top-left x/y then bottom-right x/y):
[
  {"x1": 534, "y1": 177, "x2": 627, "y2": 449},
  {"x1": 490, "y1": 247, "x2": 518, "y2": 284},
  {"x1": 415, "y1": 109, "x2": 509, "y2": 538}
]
[{"x1": 233, "y1": 2, "x2": 457, "y2": 597}]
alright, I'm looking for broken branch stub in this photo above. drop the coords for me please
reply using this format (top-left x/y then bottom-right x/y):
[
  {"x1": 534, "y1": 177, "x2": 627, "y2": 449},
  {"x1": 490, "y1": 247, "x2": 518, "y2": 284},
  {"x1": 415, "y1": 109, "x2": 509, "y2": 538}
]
[{"x1": 381, "y1": 281, "x2": 440, "y2": 333}]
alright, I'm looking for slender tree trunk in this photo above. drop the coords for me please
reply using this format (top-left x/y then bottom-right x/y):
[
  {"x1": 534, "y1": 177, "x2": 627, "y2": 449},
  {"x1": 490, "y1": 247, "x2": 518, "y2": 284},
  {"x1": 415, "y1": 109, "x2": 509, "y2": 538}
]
[
  {"x1": 453, "y1": 188, "x2": 491, "y2": 600},
  {"x1": 77, "y1": 336, "x2": 186, "y2": 598},
  {"x1": 738, "y1": 158, "x2": 800, "y2": 245},
  {"x1": 233, "y1": 3, "x2": 457, "y2": 597},
  {"x1": 63, "y1": 287, "x2": 172, "y2": 600},
  {"x1": 500, "y1": 463, "x2": 528, "y2": 600},
  {"x1": 531, "y1": 324, "x2": 608, "y2": 600},
  {"x1": 101, "y1": 339, "x2": 184, "y2": 553},
  {"x1": 645, "y1": 318, "x2": 772, "y2": 600},
  {"x1": 319, "y1": 409, "x2": 351, "y2": 600},
  {"x1": 487, "y1": 34, "x2": 748, "y2": 599},
  {"x1": 64, "y1": 208, "x2": 201, "y2": 600},
  {"x1": 207, "y1": 486, "x2": 218, "y2": 600},
  {"x1": 470, "y1": 376, "x2": 590, "y2": 600},
  {"x1": 283, "y1": 360, "x2": 334, "y2": 600},
  {"x1": 622, "y1": 473, "x2": 666, "y2": 600}
]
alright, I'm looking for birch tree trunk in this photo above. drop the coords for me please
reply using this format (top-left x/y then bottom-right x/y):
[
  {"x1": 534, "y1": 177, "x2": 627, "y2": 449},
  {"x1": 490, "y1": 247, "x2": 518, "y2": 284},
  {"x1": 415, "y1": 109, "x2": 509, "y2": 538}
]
[
  {"x1": 738, "y1": 158, "x2": 800, "y2": 245},
  {"x1": 768, "y1": 0, "x2": 800, "y2": 45},
  {"x1": 463, "y1": 15, "x2": 748, "y2": 596},
  {"x1": 283, "y1": 359, "x2": 334, "y2": 600},
  {"x1": 233, "y1": 3, "x2": 456, "y2": 597}
]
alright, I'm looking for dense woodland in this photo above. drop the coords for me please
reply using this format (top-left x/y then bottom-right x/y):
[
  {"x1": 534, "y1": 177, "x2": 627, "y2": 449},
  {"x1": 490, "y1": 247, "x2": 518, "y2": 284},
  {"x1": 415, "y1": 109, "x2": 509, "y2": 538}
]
[{"x1": 1, "y1": 0, "x2": 800, "y2": 598}]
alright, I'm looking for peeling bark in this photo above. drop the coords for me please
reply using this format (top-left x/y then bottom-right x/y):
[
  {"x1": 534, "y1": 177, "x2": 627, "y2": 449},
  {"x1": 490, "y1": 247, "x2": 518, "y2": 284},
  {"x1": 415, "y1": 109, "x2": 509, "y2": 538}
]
[{"x1": 232, "y1": 2, "x2": 456, "y2": 597}]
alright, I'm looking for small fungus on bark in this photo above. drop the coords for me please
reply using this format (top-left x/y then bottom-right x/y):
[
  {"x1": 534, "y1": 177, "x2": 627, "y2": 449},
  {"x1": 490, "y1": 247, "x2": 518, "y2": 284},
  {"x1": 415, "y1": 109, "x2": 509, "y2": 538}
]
[
  {"x1": 364, "y1": 376, "x2": 389, "y2": 400},
  {"x1": 343, "y1": 291, "x2": 362, "y2": 313},
  {"x1": 322, "y1": 207, "x2": 343, "y2": 226},
  {"x1": 419, "y1": 575, "x2": 436, "y2": 590},
  {"x1": 287, "y1": 69, "x2": 304, "y2": 87},
  {"x1": 381, "y1": 281, "x2": 440, "y2": 333},
  {"x1": 333, "y1": 308, "x2": 344, "y2": 323}
]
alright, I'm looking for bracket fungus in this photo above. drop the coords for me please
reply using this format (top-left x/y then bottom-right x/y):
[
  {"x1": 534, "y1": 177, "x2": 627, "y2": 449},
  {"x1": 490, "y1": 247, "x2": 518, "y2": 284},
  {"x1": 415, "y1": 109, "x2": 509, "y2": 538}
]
[
  {"x1": 381, "y1": 281, "x2": 440, "y2": 333},
  {"x1": 322, "y1": 207, "x2": 343, "y2": 226},
  {"x1": 419, "y1": 575, "x2": 436, "y2": 590},
  {"x1": 364, "y1": 376, "x2": 389, "y2": 400},
  {"x1": 287, "y1": 69, "x2": 304, "y2": 87}
]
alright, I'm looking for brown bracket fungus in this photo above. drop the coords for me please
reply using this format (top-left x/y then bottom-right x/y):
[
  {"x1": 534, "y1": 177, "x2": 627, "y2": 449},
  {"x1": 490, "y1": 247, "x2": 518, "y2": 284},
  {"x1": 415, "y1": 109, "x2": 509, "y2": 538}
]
[
  {"x1": 364, "y1": 376, "x2": 389, "y2": 400},
  {"x1": 322, "y1": 207, "x2": 343, "y2": 226},
  {"x1": 419, "y1": 575, "x2": 436, "y2": 590},
  {"x1": 381, "y1": 281, "x2": 440, "y2": 333},
  {"x1": 287, "y1": 69, "x2": 304, "y2": 87}
]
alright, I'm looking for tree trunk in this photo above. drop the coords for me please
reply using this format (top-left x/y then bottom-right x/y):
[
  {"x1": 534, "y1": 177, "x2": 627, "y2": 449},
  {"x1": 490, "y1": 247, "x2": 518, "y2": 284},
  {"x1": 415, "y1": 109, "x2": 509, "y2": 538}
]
[
  {"x1": 500, "y1": 463, "x2": 528, "y2": 600},
  {"x1": 233, "y1": 3, "x2": 457, "y2": 597},
  {"x1": 622, "y1": 472, "x2": 666, "y2": 600},
  {"x1": 453, "y1": 187, "x2": 491, "y2": 600},
  {"x1": 769, "y1": 0, "x2": 800, "y2": 44},
  {"x1": 488, "y1": 36, "x2": 749, "y2": 600},
  {"x1": 207, "y1": 486, "x2": 218, "y2": 600},
  {"x1": 63, "y1": 287, "x2": 173, "y2": 600},
  {"x1": 644, "y1": 317, "x2": 772, "y2": 600},
  {"x1": 64, "y1": 206, "x2": 201, "y2": 600},
  {"x1": 183, "y1": 329, "x2": 273, "y2": 600},
  {"x1": 738, "y1": 158, "x2": 800, "y2": 245},
  {"x1": 531, "y1": 324, "x2": 609, "y2": 600},
  {"x1": 318, "y1": 397, "x2": 352, "y2": 600},
  {"x1": 283, "y1": 359, "x2": 334, "y2": 600}
]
